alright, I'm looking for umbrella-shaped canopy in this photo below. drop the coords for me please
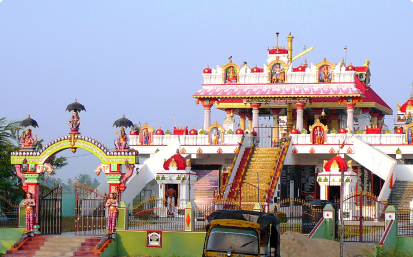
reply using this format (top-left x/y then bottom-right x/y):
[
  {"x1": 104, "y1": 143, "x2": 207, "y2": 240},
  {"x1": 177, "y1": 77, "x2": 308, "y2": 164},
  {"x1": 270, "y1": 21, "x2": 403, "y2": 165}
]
[
  {"x1": 113, "y1": 115, "x2": 133, "y2": 128},
  {"x1": 20, "y1": 115, "x2": 39, "y2": 128},
  {"x1": 66, "y1": 99, "x2": 86, "y2": 112}
]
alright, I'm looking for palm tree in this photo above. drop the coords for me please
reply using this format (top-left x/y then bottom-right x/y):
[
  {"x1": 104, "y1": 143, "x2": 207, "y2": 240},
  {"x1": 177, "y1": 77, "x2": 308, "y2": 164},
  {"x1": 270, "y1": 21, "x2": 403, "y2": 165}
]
[{"x1": 0, "y1": 117, "x2": 20, "y2": 145}]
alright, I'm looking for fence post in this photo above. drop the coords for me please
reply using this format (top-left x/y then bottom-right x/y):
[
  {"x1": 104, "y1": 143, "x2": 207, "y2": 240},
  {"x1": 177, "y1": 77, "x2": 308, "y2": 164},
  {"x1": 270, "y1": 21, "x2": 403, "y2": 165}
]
[
  {"x1": 116, "y1": 201, "x2": 127, "y2": 230},
  {"x1": 322, "y1": 204, "x2": 335, "y2": 240},
  {"x1": 184, "y1": 202, "x2": 194, "y2": 231},
  {"x1": 18, "y1": 200, "x2": 26, "y2": 229}
]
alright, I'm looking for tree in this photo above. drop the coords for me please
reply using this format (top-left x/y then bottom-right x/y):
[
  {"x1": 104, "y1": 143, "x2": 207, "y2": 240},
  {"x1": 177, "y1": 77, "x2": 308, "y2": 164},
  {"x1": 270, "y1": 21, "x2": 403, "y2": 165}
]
[{"x1": 75, "y1": 174, "x2": 92, "y2": 186}]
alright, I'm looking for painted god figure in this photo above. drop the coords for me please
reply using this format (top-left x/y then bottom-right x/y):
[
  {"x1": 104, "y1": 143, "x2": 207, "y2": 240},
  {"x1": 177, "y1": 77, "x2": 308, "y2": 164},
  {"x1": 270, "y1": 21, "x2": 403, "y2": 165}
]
[
  {"x1": 115, "y1": 127, "x2": 128, "y2": 150},
  {"x1": 271, "y1": 63, "x2": 285, "y2": 83},
  {"x1": 106, "y1": 193, "x2": 118, "y2": 234},
  {"x1": 68, "y1": 110, "x2": 81, "y2": 130},
  {"x1": 319, "y1": 65, "x2": 331, "y2": 83},
  {"x1": 21, "y1": 129, "x2": 37, "y2": 148},
  {"x1": 23, "y1": 193, "x2": 35, "y2": 234},
  {"x1": 225, "y1": 67, "x2": 237, "y2": 83},
  {"x1": 314, "y1": 127, "x2": 324, "y2": 144},
  {"x1": 212, "y1": 128, "x2": 220, "y2": 145},
  {"x1": 143, "y1": 129, "x2": 150, "y2": 145}
]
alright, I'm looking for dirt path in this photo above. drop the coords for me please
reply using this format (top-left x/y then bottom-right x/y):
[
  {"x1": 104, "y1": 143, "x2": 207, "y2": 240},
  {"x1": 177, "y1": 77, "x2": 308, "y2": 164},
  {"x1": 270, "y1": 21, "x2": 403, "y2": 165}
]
[{"x1": 281, "y1": 231, "x2": 375, "y2": 257}]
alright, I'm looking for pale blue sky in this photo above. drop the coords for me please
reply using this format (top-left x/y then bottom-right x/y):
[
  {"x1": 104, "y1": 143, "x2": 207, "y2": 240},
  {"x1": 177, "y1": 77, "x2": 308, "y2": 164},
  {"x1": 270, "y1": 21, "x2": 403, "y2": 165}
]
[{"x1": 1, "y1": 0, "x2": 412, "y2": 182}]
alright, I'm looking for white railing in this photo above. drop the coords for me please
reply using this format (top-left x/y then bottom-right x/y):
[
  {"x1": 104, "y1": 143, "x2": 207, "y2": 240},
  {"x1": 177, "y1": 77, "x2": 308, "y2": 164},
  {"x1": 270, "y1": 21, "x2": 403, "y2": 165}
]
[
  {"x1": 291, "y1": 133, "x2": 404, "y2": 145},
  {"x1": 130, "y1": 134, "x2": 244, "y2": 146}
]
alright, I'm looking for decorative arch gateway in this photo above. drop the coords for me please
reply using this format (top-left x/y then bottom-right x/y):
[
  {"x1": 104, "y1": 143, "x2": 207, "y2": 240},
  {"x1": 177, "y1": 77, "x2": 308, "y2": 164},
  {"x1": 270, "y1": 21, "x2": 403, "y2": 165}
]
[
  {"x1": 11, "y1": 133, "x2": 138, "y2": 233},
  {"x1": 11, "y1": 134, "x2": 138, "y2": 198}
]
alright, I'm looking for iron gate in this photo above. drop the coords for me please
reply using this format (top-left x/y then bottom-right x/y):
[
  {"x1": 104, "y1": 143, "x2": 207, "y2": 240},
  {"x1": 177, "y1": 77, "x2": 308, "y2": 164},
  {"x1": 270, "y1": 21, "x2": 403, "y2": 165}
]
[
  {"x1": 75, "y1": 184, "x2": 106, "y2": 235},
  {"x1": 39, "y1": 186, "x2": 62, "y2": 235},
  {"x1": 253, "y1": 126, "x2": 287, "y2": 148},
  {"x1": 273, "y1": 198, "x2": 323, "y2": 234},
  {"x1": 339, "y1": 192, "x2": 387, "y2": 242}
]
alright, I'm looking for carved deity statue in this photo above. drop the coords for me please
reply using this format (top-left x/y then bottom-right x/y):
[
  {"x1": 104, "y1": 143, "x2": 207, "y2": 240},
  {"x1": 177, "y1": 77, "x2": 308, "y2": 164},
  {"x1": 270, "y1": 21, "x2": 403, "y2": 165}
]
[
  {"x1": 106, "y1": 193, "x2": 118, "y2": 234},
  {"x1": 213, "y1": 128, "x2": 220, "y2": 145},
  {"x1": 271, "y1": 64, "x2": 285, "y2": 83},
  {"x1": 115, "y1": 127, "x2": 128, "y2": 150},
  {"x1": 23, "y1": 193, "x2": 35, "y2": 234},
  {"x1": 320, "y1": 66, "x2": 331, "y2": 83},
  {"x1": 143, "y1": 129, "x2": 150, "y2": 145},
  {"x1": 68, "y1": 110, "x2": 81, "y2": 130},
  {"x1": 226, "y1": 67, "x2": 237, "y2": 83},
  {"x1": 315, "y1": 127, "x2": 324, "y2": 144},
  {"x1": 21, "y1": 129, "x2": 37, "y2": 148}
]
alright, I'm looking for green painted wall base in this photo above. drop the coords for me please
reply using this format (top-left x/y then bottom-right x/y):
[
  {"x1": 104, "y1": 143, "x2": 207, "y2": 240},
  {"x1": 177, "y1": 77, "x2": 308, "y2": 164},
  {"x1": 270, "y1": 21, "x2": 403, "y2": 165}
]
[
  {"x1": 100, "y1": 239, "x2": 117, "y2": 257},
  {"x1": 309, "y1": 218, "x2": 335, "y2": 240},
  {"x1": 0, "y1": 228, "x2": 25, "y2": 254},
  {"x1": 116, "y1": 231, "x2": 206, "y2": 257}
]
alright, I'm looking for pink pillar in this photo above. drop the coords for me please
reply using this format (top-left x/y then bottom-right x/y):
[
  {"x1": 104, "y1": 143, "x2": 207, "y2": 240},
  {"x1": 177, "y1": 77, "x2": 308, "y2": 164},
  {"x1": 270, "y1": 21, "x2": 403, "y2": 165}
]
[
  {"x1": 202, "y1": 104, "x2": 213, "y2": 129},
  {"x1": 346, "y1": 103, "x2": 356, "y2": 133},
  {"x1": 251, "y1": 104, "x2": 261, "y2": 131},
  {"x1": 295, "y1": 103, "x2": 305, "y2": 131}
]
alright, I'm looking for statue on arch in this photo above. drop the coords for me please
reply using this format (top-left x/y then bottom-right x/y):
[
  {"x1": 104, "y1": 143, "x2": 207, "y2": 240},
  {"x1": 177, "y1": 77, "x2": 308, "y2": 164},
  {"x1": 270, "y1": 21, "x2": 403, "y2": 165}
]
[
  {"x1": 21, "y1": 128, "x2": 37, "y2": 148},
  {"x1": 23, "y1": 193, "x2": 35, "y2": 236},
  {"x1": 271, "y1": 63, "x2": 285, "y2": 83},
  {"x1": 115, "y1": 127, "x2": 128, "y2": 150},
  {"x1": 106, "y1": 192, "x2": 118, "y2": 236},
  {"x1": 68, "y1": 110, "x2": 81, "y2": 130}
]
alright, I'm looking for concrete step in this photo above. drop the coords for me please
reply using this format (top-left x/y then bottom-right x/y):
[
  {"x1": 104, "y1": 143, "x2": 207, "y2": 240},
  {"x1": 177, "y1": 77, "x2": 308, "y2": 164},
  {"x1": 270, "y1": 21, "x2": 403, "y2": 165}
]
[{"x1": 33, "y1": 250, "x2": 75, "y2": 256}]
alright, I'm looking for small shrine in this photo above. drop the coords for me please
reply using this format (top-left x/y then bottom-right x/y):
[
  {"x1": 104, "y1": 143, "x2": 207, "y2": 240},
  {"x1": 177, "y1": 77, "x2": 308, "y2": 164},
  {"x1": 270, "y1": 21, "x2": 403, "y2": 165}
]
[
  {"x1": 155, "y1": 150, "x2": 197, "y2": 216},
  {"x1": 317, "y1": 155, "x2": 357, "y2": 202}
]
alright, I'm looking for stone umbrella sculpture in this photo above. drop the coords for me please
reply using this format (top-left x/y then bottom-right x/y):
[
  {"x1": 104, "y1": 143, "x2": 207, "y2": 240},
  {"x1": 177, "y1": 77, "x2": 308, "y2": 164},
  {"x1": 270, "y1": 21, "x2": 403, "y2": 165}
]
[{"x1": 66, "y1": 99, "x2": 86, "y2": 133}]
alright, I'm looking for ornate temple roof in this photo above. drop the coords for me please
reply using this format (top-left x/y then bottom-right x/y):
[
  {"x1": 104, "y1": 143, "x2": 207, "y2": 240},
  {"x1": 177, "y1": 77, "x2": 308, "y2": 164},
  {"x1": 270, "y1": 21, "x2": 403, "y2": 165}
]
[
  {"x1": 399, "y1": 95, "x2": 413, "y2": 113},
  {"x1": 324, "y1": 155, "x2": 348, "y2": 172},
  {"x1": 163, "y1": 150, "x2": 187, "y2": 170}
]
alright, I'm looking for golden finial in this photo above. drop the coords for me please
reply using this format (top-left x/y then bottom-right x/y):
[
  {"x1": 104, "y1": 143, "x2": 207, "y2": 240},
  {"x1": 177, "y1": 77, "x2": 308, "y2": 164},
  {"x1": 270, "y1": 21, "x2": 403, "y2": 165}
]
[
  {"x1": 331, "y1": 160, "x2": 339, "y2": 169},
  {"x1": 304, "y1": 57, "x2": 307, "y2": 66},
  {"x1": 323, "y1": 57, "x2": 326, "y2": 62},
  {"x1": 186, "y1": 159, "x2": 191, "y2": 167},
  {"x1": 341, "y1": 57, "x2": 344, "y2": 65},
  {"x1": 176, "y1": 149, "x2": 179, "y2": 154},
  {"x1": 169, "y1": 158, "x2": 177, "y2": 168},
  {"x1": 363, "y1": 59, "x2": 370, "y2": 67}
]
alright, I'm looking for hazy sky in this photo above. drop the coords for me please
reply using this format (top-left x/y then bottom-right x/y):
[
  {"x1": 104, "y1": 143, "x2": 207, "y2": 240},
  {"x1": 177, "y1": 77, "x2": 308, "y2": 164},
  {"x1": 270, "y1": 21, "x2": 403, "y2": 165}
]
[{"x1": 1, "y1": 0, "x2": 412, "y2": 182}]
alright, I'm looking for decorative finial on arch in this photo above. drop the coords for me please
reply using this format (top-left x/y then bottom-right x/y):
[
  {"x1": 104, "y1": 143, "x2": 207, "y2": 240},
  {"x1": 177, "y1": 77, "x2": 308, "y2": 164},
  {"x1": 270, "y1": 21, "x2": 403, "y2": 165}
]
[{"x1": 186, "y1": 159, "x2": 191, "y2": 167}]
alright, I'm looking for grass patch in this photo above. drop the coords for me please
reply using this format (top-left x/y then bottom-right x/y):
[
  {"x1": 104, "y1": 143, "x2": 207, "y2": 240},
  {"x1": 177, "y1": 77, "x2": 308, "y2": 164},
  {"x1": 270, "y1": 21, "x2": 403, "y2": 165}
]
[{"x1": 62, "y1": 216, "x2": 75, "y2": 232}]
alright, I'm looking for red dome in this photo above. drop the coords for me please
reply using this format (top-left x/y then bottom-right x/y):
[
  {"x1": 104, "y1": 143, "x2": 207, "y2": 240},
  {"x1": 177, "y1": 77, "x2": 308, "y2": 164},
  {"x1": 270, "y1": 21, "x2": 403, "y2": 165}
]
[
  {"x1": 346, "y1": 64, "x2": 355, "y2": 71},
  {"x1": 293, "y1": 65, "x2": 307, "y2": 72},
  {"x1": 163, "y1": 151, "x2": 187, "y2": 170},
  {"x1": 203, "y1": 66, "x2": 212, "y2": 74},
  {"x1": 324, "y1": 156, "x2": 348, "y2": 172},
  {"x1": 189, "y1": 128, "x2": 198, "y2": 135},
  {"x1": 235, "y1": 128, "x2": 244, "y2": 134},
  {"x1": 339, "y1": 128, "x2": 347, "y2": 134},
  {"x1": 269, "y1": 48, "x2": 288, "y2": 54},
  {"x1": 156, "y1": 128, "x2": 164, "y2": 135},
  {"x1": 290, "y1": 128, "x2": 300, "y2": 134},
  {"x1": 251, "y1": 66, "x2": 263, "y2": 73}
]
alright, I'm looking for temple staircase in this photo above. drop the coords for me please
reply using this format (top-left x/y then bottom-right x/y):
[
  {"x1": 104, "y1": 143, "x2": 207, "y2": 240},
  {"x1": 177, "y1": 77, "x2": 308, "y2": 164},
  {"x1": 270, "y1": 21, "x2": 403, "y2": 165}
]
[
  {"x1": 5, "y1": 236, "x2": 102, "y2": 257},
  {"x1": 226, "y1": 147, "x2": 253, "y2": 199},
  {"x1": 388, "y1": 180, "x2": 413, "y2": 210},
  {"x1": 239, "y1": 147, "x2": 281, "y2": 202}
]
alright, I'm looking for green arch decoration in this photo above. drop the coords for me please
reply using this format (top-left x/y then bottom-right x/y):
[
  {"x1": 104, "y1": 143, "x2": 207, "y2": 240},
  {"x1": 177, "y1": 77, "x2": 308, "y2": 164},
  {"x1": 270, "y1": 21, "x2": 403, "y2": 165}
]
[{"x1": 11, "y1": 135, "x2": 138, "y2": 165}]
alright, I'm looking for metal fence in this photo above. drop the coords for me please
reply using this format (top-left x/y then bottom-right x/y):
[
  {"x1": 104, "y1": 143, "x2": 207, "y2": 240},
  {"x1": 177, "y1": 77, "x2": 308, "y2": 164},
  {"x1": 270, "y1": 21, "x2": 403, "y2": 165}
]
[
  {"x1": 397, "y1": 209, "x2": 413, "y2": 236},
  {"x1": 128, "y1": 198, "x2": 186, "y2": 231},
  {"x1": 0, "y1": 195, "x2": 19, "y2": 228},
  {"x1": 273, "y1": 198, "x2": 323, "y2": 234}
]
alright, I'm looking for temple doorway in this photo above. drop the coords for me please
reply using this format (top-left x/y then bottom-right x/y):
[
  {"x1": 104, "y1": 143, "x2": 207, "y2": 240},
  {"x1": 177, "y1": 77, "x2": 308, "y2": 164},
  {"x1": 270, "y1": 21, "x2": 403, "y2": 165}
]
[
  {"x1": 165, "y1": 184, "x2": 178, "y2": 207},
  {"x1": 328, "y1": 186, "x2": 340, "y2": 202}
]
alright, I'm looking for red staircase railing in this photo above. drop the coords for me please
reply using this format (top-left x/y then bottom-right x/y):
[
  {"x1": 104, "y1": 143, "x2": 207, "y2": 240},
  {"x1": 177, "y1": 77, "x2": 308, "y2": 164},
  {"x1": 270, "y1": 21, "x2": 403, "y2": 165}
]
[
  {"x1": 266, "y1": 137, "x2": 291, "y2": 200},
  {"x1": 227, "y1": 146, "x2": 254, "y2": 199}
]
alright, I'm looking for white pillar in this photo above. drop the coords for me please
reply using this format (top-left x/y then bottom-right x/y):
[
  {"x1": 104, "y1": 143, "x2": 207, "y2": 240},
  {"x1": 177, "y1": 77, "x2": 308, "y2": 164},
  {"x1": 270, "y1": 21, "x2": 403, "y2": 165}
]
[
  {"x1": 346, "y1": 103, "x2": 356, "y2": 133},
  {"x1": 203, "y1": 104, "x2": 212, "y2": 129},
  {"x1": 295, "y1": 103, "x2": 305, "y2": 131},
  {"x1": 251, "y1": 104, "x2": 261, "y2": 130}
]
